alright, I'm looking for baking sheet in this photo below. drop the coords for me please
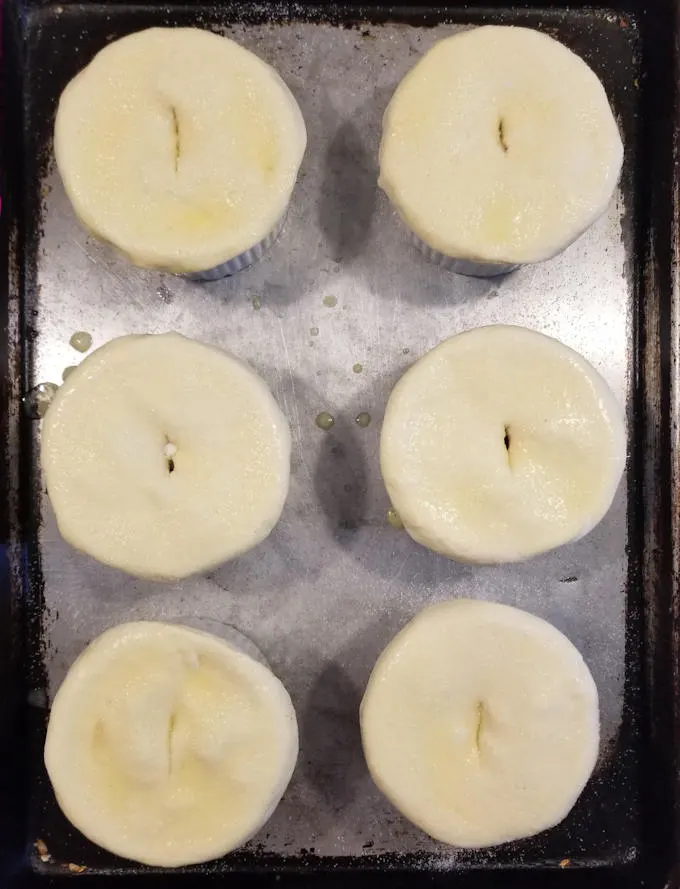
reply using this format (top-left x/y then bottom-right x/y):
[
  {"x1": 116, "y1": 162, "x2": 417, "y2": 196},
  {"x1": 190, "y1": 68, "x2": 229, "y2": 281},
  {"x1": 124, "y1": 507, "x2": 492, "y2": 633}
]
[{"x1": 26, "y1": 12, "x2": 637, "y2": 870}]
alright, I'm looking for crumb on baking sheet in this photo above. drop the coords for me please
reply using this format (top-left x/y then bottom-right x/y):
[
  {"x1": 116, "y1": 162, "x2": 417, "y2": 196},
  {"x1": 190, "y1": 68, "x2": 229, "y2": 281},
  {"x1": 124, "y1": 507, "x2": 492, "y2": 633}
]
[
  {"x1": 34, "y1": 839, "x2": 52, "y2": 863},
  {"x1": 67, "y1": 863, "x2": 87, "y2": 873}
]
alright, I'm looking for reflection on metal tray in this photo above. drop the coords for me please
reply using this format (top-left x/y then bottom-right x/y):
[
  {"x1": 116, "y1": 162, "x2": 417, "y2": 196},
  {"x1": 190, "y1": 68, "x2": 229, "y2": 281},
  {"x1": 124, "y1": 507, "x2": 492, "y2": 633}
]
[{"x1": 1, "y1": 1, "x2": 678, "y2": 887}]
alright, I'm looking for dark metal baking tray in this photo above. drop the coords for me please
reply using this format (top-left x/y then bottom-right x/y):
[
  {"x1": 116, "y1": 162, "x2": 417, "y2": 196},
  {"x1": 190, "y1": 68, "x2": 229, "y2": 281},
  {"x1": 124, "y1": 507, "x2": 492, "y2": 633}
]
[{"x1": 1, "y1": 0, "x2": 679, "y2": 886}]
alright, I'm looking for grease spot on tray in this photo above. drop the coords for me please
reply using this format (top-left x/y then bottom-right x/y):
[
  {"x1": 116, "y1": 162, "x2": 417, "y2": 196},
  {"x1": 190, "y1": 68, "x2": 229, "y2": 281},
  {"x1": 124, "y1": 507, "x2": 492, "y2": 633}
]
[
  {"x1": 69, "y1": 331, "x2": 92, "y2": 353},
  {"x1": 23, "y1": 382, "x2": 59, "y2": 419},
  {"x1": 315, "y1": 411, "x2": 335, "y2": 431}
]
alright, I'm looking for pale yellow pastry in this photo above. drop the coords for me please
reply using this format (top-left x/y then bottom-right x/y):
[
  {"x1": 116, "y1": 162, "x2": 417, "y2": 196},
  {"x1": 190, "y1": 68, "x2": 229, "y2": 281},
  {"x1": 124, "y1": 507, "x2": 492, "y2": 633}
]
[
  {"x1": 45, "y1": 621, "x2": 299, "y2": 866},
  {"x1": 380, "y1": 325, "x2": 625, "y2": 563},
  {"x1": 361, "y1": 599, "x2": 599, "y2": 847},
  {"x1": 55, "y1": 27, "x2": 307, "y2": 276},
  {"x1": 41, "y1": 333, "x2": 291, "y2": 579},
  {"x1": 379, "y1": 26, "x2": 623, "y2": 269}
]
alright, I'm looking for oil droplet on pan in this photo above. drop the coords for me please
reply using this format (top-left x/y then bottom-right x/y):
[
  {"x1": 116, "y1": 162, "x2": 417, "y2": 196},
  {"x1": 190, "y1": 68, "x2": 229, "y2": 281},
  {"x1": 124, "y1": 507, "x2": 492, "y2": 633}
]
[
  {"x1": 23, "y1": 382, "x2": 59, "y2": 419},
  {"x1": 322, "y1": 295, "x2": 337, "y2": 308},
  {"x1": 315, "y1": 411, "x2": 335, "y2": 431},
  {"x1": 387, "y1": 507, "x2": 404, "y2": 530},
  {"x1": 69, "y1": 331, "x2": 92, "y2": 353},
  {"x1": 62, "y1": 366, "x2": 77, "y2": 382},
  {"x1": 355, "y1": 412, "x2": 371, "y2": 428},
  {"x1": 352, "y1": 363, "x2": 363, "y2": 374}
]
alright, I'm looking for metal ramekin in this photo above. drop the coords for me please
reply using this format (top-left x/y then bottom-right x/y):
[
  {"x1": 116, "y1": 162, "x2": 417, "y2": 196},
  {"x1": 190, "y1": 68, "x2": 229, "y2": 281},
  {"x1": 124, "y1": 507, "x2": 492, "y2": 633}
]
[
  {"x1": 184, "y1": 212, "x2": 287, "y2": 282},
  {"x1": 408, "y1": 229, "x2": 520, "y2": 278}
]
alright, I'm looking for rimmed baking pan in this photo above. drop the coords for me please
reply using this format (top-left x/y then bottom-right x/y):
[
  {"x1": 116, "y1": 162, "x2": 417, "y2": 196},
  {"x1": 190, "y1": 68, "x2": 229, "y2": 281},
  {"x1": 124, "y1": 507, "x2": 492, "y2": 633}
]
[{"x1": 1, "y1": 0, "x2": 679, "y2": 886}]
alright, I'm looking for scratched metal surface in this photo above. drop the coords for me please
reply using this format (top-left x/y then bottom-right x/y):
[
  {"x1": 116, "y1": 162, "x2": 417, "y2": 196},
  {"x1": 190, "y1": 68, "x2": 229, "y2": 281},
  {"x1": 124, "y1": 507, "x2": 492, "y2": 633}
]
[{"x1": 32, "y1": 20, "x2": 631, "y2": 864}]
